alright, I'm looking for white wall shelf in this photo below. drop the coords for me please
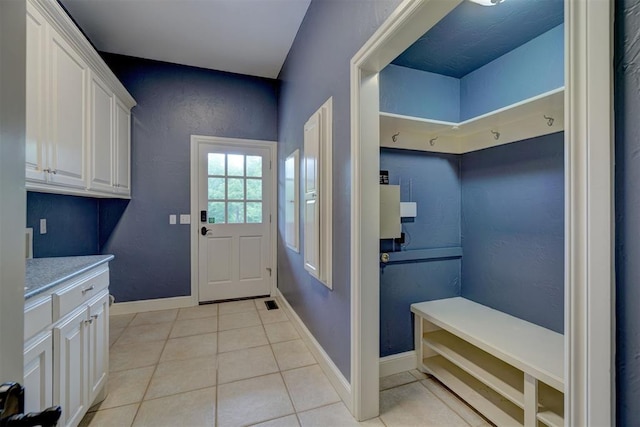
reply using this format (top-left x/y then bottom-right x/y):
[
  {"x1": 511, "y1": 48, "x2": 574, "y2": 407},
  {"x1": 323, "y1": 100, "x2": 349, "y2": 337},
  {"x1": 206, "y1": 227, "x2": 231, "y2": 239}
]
[
  {"x1": 411, "y1": 297, "x2": 564, "y2": 427},
  {"x1": 380, "y1": 87, "x2": 564, "y2": 154}
]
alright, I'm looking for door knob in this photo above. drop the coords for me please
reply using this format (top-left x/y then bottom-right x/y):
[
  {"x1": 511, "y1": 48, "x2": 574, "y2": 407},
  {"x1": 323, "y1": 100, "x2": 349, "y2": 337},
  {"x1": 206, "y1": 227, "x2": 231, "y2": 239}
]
[{"x1": 201, "y1": 226, "x2": 211, "y2": 236}]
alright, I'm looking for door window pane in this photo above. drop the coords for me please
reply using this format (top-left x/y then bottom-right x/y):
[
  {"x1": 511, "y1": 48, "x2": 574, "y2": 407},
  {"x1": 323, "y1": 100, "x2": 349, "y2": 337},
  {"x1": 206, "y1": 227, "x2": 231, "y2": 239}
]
[
  {"x1": 228, "y1": 202, "x2": 245, "y2": 224},
  {"x1": 208, "y1": 202, "x2": 226, "y2": 224},
  {"x1": 208, "y1": 177, "x2": 225, "y2": 200},
  {"x1": 208, "y1": 153, "x2": 225, "y2": 176},
  {"x1": 246, "y1": 179, "x2": 262, "y2": 201},
  {"x1": 246, "y1": 156, "x2": 262, "y2": 177},
  {"x1": 246, "y1": 202, "x2": 262, "y2": 223},
  {"x1": 227, "y1": 178, "x2": 245, "y2": 200},
  {"x1": 228, "y1": 154, "x2": 244, "y2": 176}
]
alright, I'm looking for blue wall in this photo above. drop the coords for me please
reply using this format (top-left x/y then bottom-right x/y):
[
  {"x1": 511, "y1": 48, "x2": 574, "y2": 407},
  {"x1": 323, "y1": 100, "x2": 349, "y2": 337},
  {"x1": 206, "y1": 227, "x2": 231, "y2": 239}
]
[
  {"x1": 277, "y1": 0, "x2": 401, "y2": 379},
  {"x1": 99, "y1": 53, "x2": 279, "y2": 302},
  {"x1": 460, "y1": 24, "x2": 564, "y2": 120},
  {"x1": 615, "y1": 1, "x2": 640, "y2": 423},
  {"x1": 27, "y1": 192, "x2": 100, "y2": 258},
  {"x1": 380, "y1": 25, "x2": 564, "y2": 123},
  {"x1": 461, "y1": 132, "x2": 564, "y2": 333},
  {"x1": 379, "y1": 149, "x2": 461, "y2": 356},
  {"x1": 379, "y1": 65, "x2": 460, "y2": 122}
]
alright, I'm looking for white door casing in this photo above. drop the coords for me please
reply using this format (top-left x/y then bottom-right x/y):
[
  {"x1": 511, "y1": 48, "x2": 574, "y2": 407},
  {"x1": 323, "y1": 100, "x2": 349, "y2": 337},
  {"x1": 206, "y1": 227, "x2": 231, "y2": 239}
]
[{"x1": 191, "y1": 136, "x2": 277, "y2": 303}]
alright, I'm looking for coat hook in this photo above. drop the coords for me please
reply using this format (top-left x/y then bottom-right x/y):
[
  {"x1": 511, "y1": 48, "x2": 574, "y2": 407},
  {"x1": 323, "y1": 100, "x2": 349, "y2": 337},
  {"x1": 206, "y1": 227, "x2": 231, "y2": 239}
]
[
  {"x1": 544, "y1": 115, "x2": 554, "y2": 127},
  {"x1": 491, "y1": 130, "x2": 500, "y2": 140},
  {"x1": 392, "y1": 132, "x2": 400, "y2": 142},
  {"x1": 429, "y1": 137, "x2": 437, "y2": 146}
]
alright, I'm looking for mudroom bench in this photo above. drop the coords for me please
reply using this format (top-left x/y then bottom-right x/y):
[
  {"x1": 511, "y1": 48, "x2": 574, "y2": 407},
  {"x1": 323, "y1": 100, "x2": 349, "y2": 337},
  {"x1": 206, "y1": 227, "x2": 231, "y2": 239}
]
[{"x1": 411, "y1": 297, "x2": 564, "y2": 427}]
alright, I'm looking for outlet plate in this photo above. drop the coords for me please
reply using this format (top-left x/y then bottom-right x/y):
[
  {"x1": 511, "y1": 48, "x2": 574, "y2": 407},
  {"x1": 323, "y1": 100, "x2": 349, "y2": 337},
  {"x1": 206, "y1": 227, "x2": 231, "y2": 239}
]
[
  {"x1": 169, "y1": 214, "x2": 177, "y2": 225},
  {"x1": 39, "y1": 218, "x2": 47, "y2": 234}
]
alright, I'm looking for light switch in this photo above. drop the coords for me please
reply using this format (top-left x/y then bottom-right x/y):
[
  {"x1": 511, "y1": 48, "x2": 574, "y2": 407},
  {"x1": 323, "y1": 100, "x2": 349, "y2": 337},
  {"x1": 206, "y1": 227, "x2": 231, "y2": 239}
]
[
  {"x1": 180, "y1": 214, "x2": 191, "y2": 224},
  {"x1": 169, "y1": 214, "x2": 177, "y2": 225},
  {"x1": 39, "y1": 218, "x2": 47, "y2": 234}
]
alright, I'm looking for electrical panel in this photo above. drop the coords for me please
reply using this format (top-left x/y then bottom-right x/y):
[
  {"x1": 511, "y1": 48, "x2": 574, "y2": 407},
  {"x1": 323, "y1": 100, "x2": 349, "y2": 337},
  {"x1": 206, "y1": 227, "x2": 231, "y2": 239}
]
[{"x1": 380, "y1": 185, "x2": 401, "y2": 239}]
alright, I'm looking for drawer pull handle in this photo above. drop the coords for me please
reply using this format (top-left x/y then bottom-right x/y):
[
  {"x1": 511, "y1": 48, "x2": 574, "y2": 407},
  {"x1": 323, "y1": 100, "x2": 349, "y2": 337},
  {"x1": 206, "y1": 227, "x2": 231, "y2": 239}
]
[
  {"x1": 91, "y1": 315, "x2": 99, "y2": 320},
  {"x1": 83, "y1": 319, "x2": 93, "y2": 326},
  {"x1": 81, "y1": 286, "x2": 95, "y2": 294}
]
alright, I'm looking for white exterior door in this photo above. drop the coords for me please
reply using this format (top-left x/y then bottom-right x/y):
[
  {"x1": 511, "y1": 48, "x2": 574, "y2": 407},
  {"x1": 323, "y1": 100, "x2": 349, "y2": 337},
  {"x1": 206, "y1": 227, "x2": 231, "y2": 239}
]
[{"x1": 197, "y1": 142, "x2": 273, "y2": 302}]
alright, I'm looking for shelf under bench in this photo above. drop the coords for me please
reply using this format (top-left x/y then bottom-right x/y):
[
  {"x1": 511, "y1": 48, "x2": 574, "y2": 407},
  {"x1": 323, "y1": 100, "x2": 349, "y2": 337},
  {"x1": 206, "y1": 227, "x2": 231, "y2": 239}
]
[{"x1": 411, "y1": 297, "x2": 564, "y2": 427}]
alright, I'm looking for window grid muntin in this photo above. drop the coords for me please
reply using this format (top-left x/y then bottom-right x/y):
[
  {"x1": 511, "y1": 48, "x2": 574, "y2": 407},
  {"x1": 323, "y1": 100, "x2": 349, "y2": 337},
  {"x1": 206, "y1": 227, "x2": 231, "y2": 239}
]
[{"x1": 207, "y1": 153, "x2": 263, "y2": 224}]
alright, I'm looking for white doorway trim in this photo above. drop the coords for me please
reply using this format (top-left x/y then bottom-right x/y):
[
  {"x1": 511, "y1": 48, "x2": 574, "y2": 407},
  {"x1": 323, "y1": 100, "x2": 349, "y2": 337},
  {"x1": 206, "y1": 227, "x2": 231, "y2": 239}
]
[
  {"x1": 349, "y1": 0, "x2": 614, "y2": 424},
  {"x1": 190, "y1": 135, "x2": 278, "y2": 305}
]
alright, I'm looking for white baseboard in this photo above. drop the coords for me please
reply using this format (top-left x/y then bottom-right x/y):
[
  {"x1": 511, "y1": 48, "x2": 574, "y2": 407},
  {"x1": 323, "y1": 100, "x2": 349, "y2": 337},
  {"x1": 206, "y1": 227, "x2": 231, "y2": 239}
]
[
  {"x1": 276, "y1": 290, "x2": 353, "y2": 412},
  {"x1": 379, "y1": 351, "x2": 417, "y2": 377},
  {"x1": 110, "y1": 296, "x2": 195, "y2": 316}
]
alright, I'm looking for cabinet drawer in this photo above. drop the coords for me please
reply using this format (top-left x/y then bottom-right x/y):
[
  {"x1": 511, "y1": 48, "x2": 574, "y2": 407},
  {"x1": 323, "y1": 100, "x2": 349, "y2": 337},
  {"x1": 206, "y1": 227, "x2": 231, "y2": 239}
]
[
  {"x1": 52, "y1": 268, "x2": 109, "y2": 321},
  {"x1": 24, "y1": 297, "x2": 52, "y2": 340}
]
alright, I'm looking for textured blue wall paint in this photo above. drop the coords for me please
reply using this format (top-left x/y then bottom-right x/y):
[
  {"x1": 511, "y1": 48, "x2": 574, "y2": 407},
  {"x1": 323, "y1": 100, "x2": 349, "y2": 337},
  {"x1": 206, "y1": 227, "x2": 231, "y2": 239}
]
[
  {"x1": 615, "y1": 2, "x2": 639, "y2": 424},
  {"x1": 99, "y1": 53, "x2": 279, "y2": 302},
  {"x1": 461, "y1": 133, "x2": 564, "y2": 333},
  {"x1": 392, "y1": 0, "x2": 563, "y2": 78},
  {"x1": 379, "y1": 65, "x2": 460, "y2": 122},
  {"x1": 380, "y1": 149, "x2": 461, "y2": 249},
  {"x1": 460, "y1": 24, "x2": 564, "y2": 120},
  {"x1": 27, "y1": 192, "x2": 99, "y2": 258},
  {"x1": 379, "y1": 149, "x2": 461, "y2": 356},
  {"x1": 380, "y1": 259, "x2": 460, "y2": 357},
  {"x1": 277, "y1": 0, "x2": 402, "y2": 380}
]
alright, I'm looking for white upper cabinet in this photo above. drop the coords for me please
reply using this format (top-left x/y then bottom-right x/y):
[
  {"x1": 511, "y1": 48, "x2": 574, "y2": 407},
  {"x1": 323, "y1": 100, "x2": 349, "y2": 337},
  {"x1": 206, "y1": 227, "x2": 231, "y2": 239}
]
[
  {"x1": 25, "y1": 0, "x2": 136, "y2": 198},
  {"x1": 26, "y1": 2, "x2": 47, "y2": 183},
  {"x1": 114, "y1": 98, "x2": 131, "y2": 195},
  {"x1": 88, "y1": 72, "x2": 114, "y2": 193},
  {"x1": 48, "y1": 27, "x2": 88, "y2": 189}
]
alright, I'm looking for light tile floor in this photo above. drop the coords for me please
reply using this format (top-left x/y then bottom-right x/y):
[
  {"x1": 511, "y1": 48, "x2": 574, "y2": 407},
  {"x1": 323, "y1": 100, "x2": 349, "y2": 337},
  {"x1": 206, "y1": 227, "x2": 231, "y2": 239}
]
[{"x1": 81, "y1": 297, "x2": 492, "y2": 427}]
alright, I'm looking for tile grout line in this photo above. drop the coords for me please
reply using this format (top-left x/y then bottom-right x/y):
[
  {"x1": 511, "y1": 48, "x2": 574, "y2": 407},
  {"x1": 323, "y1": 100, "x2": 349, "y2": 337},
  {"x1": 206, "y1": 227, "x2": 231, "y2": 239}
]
[{"x1": 128, "y1": 312, "x2": 177, "y2": 427}]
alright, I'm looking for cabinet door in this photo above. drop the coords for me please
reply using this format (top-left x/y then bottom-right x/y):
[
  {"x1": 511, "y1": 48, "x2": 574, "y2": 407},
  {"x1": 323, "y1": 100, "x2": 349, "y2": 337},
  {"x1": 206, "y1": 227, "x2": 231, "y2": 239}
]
[
  {"x1": 87, "y1": 292, "x2": 109, "y2": 404},
  {"x1": 114, "y1": 98, "x2": 131, "y2": 195},
  {"x1": 26, "y1": 2, "x2": 47, "y2": 183},
  {"x1": 88, "y1": 72, "x2": 114, "y2": 193},
  {"x1": 23, "y1": 331, "x2": 53, "y2": 413},
  {"x1": 54, "y1": 308, "x2": 88, "y2": 427},
  {"x1": 48, "y1": 27, "x2": 88, "y2": 189}
]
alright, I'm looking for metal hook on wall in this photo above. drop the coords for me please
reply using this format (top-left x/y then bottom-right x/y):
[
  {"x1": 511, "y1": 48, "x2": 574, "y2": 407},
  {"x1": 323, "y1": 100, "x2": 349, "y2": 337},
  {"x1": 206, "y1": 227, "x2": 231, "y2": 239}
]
[
  {"x1": 429, "y1": 137, "x2": 438, "y2": 146},
  {"x1": 544, "y1": 115, "x2": 555, "y2": 127},
  {"x1": 392, "y1": 132, "x2": 400, "y2": 143},
  {"x1": 491, "y1": 130, "x2": 500, "y2": 140}
]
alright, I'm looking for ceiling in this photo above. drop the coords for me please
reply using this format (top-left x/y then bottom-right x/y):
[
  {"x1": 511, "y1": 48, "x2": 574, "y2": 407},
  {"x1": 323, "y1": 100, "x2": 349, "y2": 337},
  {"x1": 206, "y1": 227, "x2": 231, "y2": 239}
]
[
  {"x1": 392, "y1": 0, "x2": 564, "y2": 78},
  {"x1": 59, "y1": 0, "x2": 312, "y2": 79}
]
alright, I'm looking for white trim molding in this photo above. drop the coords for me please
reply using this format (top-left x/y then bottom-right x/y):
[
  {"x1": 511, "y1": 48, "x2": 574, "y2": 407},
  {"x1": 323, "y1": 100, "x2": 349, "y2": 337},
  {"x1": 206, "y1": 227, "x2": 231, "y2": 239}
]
[
  {"x1": 190, "y1": 135, "x2": 279, "y2": 304},
  {"x1": 277, "y1": 290, "x2": 352, "y2": 410},
  {"x1": 350, "y1": 0, "x2": 614, "y2": 424},
  {"x1": 379, "y1": 351, "x2": 417, "y2": 378},
  {"x1": 565, "y1": 0, "x2": 614, "y2": 425},
  {"x1": 109, "y1": 296, "x2": 194, "y2": 316}
]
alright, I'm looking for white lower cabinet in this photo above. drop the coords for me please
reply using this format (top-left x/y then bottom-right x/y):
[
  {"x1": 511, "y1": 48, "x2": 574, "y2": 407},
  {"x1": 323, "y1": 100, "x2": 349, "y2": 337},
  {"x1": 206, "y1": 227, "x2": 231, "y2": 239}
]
[
  {"x1": 23, "y1": 331, "x2": 53, "y2": 414},
  {"x1": 88, "y1": 292, "x2": 109, "y2": 404},
  {"x1": 54, "y1": 307, "x2": 89, "y2": 427},
  {"x1": 24, "y1": 264, "x2": 110, "y2": 427}
]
